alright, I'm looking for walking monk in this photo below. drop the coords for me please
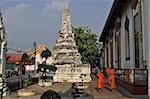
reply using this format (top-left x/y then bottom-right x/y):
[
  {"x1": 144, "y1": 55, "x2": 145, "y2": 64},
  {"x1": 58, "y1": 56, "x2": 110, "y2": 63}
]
[
  {"x1": 106, "y1": 69, "x2": 116, "y2": 91},
  {"x1": 97, "y1": 71, "x2": 104, "y2": 92}
]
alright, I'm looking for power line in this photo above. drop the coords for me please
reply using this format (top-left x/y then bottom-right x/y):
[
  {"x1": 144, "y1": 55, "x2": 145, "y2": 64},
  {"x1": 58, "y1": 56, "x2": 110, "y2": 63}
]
[
  {"x1": 7, "y1": 47, "x2": 25, "y2": 52},
  {"x1": 7, "y1": 40, "x2": 36, "y2": 51}
]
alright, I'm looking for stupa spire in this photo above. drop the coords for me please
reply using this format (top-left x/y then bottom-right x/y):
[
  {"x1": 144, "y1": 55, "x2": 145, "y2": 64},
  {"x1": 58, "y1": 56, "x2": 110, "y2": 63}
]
[
  {"x1": 65, "y1": 0, "x2": 69, "y2": 9},
  {"x1": 60, "y1": 0, "x2": 72, "y2": 34}
]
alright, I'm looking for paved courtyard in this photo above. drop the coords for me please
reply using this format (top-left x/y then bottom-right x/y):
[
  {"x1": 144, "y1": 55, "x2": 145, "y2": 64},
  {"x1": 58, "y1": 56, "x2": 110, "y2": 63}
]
[{"x1": 3, "y1": 74, "x2": 132, "y2": 99}]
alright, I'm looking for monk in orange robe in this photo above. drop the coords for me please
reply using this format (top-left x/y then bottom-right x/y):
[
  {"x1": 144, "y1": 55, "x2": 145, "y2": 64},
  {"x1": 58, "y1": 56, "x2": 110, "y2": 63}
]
[
  {"x1": 110, "y1": 69, "x2": 116, "y2": 90},
  {"x1": 106, "y1": 69, "x2": 116, "y2": 91},
  {"x1": 97, "y1": 71, "x2": 104, "y2": 92}
]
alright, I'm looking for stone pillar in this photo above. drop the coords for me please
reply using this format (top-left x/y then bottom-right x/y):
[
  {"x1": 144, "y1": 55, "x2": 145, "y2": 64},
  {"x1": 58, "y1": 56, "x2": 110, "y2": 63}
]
[
  {"x1": 104, "y1": 45, "x2": 107, "y2": 68},
  {"x1": 0, "y1": 12, "x2": 8, "y2": 97},
  {"x1": 0, "y1": 40, "x2": 6, "y2": 77},
  {"x1": 0, "y1": 13, "x2": 6, "y2": 81}
]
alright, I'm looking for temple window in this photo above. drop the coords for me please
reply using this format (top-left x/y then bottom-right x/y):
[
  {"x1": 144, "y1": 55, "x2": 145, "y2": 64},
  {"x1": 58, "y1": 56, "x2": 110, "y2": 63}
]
[
  {"x1": 134, "y1": 12, "x2": 141, "y2": 68},
  {"x1": 125, "y1": 15, "x2": 130, "y2": 61}
]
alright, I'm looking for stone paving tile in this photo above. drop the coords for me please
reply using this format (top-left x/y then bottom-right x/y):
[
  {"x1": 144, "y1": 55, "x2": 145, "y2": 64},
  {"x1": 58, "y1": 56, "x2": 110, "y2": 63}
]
[
  {"x1": 90, "y1": 74, "x2": 128, "y2": 99},
  {"x1": 3, "y1": 74, "x2": 130, "y2": 99},
  {"x1": 3, "y1": 82, "x2": 72, "y2": 99}
]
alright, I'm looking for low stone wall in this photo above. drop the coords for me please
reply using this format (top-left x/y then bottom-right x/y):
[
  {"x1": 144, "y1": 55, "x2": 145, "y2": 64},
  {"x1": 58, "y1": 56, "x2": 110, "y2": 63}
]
[{"x1": 53, "y1": 66, "x2": 91, "y2": 82}]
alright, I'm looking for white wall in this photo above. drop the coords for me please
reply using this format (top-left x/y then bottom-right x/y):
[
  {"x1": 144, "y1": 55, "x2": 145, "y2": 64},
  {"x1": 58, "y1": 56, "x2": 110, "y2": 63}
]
[
  {"x1": 143, "y1": 0, "x2": 150, "y2": 95},
  {"x1": 144, "y1": 0, "x2": 150, "y2": 64},
  {"x1": 25, "y1": 65, "x2": 36, "y2": 71},
  {"x1": 103, "y1": 1, "x2": 145, "y2": 70},
  {"x1": 120, "y1": 3, "x2": 135, "y2": 69}
]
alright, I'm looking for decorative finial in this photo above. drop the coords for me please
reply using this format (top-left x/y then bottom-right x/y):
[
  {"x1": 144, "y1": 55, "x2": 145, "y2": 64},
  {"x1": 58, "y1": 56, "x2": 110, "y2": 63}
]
[{"x1": 65, "y1": 0, "x2": 69, "y2": 9}]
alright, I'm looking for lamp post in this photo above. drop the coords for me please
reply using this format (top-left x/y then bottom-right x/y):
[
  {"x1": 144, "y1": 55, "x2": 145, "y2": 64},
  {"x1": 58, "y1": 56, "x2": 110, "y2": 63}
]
[{"x1": 33, "y1": 41, "x2": 36, "y2": 72}]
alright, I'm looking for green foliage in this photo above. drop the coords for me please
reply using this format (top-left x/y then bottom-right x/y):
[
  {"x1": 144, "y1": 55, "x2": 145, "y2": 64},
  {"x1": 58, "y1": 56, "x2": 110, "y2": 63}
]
[
  {"x1": 0, "y1": 74, "x2": 3, "y2": 78},
  {"x1": 38, "y1": 64, "x2": 57, "y2": 72},
  {"x1": 39, "y1": 48, "x2": 57, "y2": 82},
  {"x1": 40, "y1": 90, "x2": 61, "y2": 99},
  {"x1": 40, "y1": 76, "x2": 53, "y2": 81},
  {"x1": 38, "y1": 48, "x2": 56, "y2": 81},
  {"x1": 22, "y1": 53, "x2": 28, "y2": 59},
  {"x1": 73, "y1": 26, "x2": 100, "y2": 67},
  {"x1": 23, "y1": 75, "x2": 32, "y2": 87},
  {"x1": 21, "y1": 53, "x2": 29, "y2": 62},
  {"x1": 38, "y1": 63, "x2": 57, "y2": 81},
  {"x1": 41, "y1": 49, "x2": 51, "y2": 60}
]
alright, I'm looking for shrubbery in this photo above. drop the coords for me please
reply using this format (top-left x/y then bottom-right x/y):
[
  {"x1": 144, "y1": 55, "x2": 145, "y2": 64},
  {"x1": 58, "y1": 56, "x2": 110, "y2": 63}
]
[{"x1": 40, "y1": 90, "x2": 61, "y2": 99}]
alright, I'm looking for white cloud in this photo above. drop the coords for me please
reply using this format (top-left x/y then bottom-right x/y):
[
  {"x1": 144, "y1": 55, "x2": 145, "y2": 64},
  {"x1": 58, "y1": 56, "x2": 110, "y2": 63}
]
[
  {"x1": 2, "y1": 1, "x2": 65, "y2": 50},
  {"x1": 43, "y1": 0, "x2": 65, "y2": 17},
  {"x1": 3, "y1": 3, "x2": 42, "y2": 49},
  {"x1": 4, "y1": 3, "x2": 34, "y2": 26},
  {"x1": 50, "y1": 0, "x2": 66, "y2": 10}
]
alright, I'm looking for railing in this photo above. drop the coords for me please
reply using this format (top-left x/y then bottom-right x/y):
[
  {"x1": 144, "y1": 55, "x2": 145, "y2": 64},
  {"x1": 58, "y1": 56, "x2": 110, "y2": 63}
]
[
  {"x1": 6, "y1": 72, "x2": 38, "y2": 91},
  {"x1": 115, "y1": 69, "x2": 148, "y2": 86}
]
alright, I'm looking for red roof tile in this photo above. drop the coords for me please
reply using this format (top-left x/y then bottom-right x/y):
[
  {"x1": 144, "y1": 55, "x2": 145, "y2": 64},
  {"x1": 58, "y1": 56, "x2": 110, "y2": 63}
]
[{"x1": 6, "y1": 54, "x2": 22, "y2": 63}]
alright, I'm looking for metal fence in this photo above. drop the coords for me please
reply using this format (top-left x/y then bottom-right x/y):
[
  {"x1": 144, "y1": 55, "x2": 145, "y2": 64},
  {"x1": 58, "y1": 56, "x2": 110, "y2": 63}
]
[{"x1": 115, "y1": 69, "x2": 148, "y2": 86}]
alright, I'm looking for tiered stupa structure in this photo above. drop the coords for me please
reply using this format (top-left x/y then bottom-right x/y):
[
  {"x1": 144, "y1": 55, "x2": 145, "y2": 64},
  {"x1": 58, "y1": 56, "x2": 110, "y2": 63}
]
[{"x1": 52, "y1": 4, "x2": 91, "y2": 82}]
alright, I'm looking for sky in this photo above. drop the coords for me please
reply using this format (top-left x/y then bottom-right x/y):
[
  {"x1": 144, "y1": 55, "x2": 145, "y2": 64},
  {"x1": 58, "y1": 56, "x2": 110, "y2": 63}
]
[{"x1": 0, "y1": 0, "x2": 113, "y2": 52}]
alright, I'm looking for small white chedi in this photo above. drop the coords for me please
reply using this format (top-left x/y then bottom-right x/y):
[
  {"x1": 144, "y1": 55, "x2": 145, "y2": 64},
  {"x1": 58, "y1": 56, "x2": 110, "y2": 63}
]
[{"x1": 50, "y1": 4, "x2": 91, "y2": 82}]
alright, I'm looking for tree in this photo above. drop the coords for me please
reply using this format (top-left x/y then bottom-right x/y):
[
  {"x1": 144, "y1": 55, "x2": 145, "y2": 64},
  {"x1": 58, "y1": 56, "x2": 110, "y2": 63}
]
[
  {"x1": 73, "y1": 26, "x2": 100, "y2": 67},
  {"x1": 38, "y1": 64, "x2": 57, "y2": 81},
  {"x1": 21, "y1": 53, "x2": 29, "y2": 62},
  {"x1": 41, "y1": 48, "x2": 51, "y2": 60},
  {"x1": 40, "y1": 90, "x2": 61, "y2": 99},
  {"x1": 38, "y1": 49, "x2": 56, "y2": 81},
  {"x1": 17, "y1": 53, "x2": 29, "y2": 75}
]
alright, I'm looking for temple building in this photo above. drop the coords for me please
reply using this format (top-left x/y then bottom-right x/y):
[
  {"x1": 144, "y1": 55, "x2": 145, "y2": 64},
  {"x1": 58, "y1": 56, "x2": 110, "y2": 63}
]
[
  {"x1": 28, "y1": 43, "x2": 46, "y2": 57},
  {"x1": 51, "y1": 4, "x2": 91, "y2": 82},
  {"x1": 27, "y1": 43, "x2": 48, "y2": 68},
  {"x1": 99, "y1": 0, "x2": 149, "y2": 95}
]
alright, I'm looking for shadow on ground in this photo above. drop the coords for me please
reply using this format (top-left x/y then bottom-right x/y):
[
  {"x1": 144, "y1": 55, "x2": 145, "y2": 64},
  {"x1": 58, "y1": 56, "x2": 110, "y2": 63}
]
[{"x1": 40, "y1": 84, "x2": 93, "y2": 99}]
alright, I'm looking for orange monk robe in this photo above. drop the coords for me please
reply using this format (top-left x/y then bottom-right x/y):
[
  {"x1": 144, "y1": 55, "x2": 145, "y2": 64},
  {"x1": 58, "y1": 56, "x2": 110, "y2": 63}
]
[
  {"x1": 97, "y1": 72, "x2": 104, "y2": 89},
  {"x1": 109, "y1": 69, "x2": 116, "y2": 89},
  {"x1": 106, "y1": 69, "x2": 111, "y2": 85},
  {"x1": 110, "y1": 75, "x2": 116, "y2": 89}
]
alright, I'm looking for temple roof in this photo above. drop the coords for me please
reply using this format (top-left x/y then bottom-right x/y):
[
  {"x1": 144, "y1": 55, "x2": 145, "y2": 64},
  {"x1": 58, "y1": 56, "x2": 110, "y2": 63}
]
[
  {"x1": 6, "y1": 53, "x2": 22, "y2": 63},
  {"x1": 99, "y1": 0, "x2": 129, "y2": 42},
  {"x1": 27, "y1": 43, "x2": 47, "y2": 56}
]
